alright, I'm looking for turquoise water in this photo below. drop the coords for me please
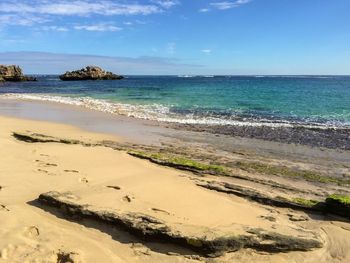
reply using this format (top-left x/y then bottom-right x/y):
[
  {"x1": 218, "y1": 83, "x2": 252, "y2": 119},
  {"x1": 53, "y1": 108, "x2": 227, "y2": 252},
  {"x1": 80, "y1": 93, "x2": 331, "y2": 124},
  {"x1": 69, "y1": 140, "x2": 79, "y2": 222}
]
[{"x1": 0, "y1": 75, "x2": 349, "y2": 127}]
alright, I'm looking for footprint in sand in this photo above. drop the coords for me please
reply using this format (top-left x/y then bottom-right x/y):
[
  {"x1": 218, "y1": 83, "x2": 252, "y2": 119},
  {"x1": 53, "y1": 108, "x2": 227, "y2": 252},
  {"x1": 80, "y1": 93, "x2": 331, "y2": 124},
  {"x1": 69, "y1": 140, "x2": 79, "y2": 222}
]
[
  {"x1": 64, "y1": 169, "x2": 79, "y2": 174},
  {"x1": 37, "y1": 169, "x2": 56, "y2": 176},
  {"x1": 259, "y1": 215, "x2": 277, "y2": 222},
  {"x1": 44, "y1": 163, "x2": 58, "y2": 167},
  {"x1": 106, "y1": 185, "x2": 121, "y2": 190},
  {"x1": 23, "y1": 226, "x2": 40, "y2": 239},
  {"x1": 151, "y1": 208, "x2": 171, "y2": 215},
  {"x1": 79, "y1": 177, "x2": 89, "y2": 183},
  {"x1": 0, "y1": 204, "x2": 10, "y2": 212},
  {"x1": 122, "y1": 195, "x2": 133, "y2": 203},
  {"x1": 35, "y1": 160, "x2": 58, "y2": 167},
  {"x1": 35, "y1": 158, "x2": 59, "y2": 176}
]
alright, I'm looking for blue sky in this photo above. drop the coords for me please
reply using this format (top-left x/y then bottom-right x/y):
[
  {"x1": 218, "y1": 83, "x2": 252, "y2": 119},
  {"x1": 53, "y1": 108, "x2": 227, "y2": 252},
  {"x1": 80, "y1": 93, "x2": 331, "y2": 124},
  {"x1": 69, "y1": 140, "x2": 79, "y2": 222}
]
[{"x1": 0, "y1": 0, "x2": 349, "y2": 75}]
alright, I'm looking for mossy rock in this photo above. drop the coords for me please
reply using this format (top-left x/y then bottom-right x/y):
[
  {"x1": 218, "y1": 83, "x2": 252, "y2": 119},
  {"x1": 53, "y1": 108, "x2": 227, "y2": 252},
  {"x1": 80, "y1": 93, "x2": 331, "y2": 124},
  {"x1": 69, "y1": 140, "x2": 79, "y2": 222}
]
[
  {"x1": 234, "y1": 161, "x2": 350, "y2": 186},
  {"x1": 292, "y1": 198, "x2": 319, "y2": 208},
  {"x1": 325, "y1": 194, "x2": 350, "y2": 218},
  {"x1": 128, "y1": 151, "x2": 227, "y2": 175}
]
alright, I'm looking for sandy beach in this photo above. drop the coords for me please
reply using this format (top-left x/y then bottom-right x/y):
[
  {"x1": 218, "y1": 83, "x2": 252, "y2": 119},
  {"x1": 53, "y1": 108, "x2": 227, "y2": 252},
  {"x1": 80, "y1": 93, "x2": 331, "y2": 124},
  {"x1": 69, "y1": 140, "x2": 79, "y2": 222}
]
[
  {"x1": 1, "y1": 0, "x2": 349, "y2": 261},
  {"x1": 0, "y1": 100, "x2": 350, "y2": 262}
]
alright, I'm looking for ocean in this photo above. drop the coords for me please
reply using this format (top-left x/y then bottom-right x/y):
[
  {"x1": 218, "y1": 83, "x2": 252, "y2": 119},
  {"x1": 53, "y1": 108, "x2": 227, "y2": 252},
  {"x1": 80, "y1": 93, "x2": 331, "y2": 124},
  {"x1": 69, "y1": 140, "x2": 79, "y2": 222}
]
[{"x1": 1, "y1": 75, "x2": 349, "y2": 128}]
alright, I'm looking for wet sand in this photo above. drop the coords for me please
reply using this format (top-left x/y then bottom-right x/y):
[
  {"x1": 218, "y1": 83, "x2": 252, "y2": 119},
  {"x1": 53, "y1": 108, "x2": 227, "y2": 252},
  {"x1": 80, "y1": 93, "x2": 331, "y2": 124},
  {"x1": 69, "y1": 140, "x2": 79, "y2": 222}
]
[{"x1": 0, "y1": 98, "x2": 349, "y2": 163}]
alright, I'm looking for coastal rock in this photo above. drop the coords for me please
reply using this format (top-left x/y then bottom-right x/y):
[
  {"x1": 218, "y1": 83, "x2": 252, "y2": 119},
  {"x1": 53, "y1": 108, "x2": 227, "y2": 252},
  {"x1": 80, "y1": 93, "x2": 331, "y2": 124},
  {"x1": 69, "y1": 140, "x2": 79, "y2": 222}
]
[
  {"x1": 196, "y1": 180, "x2": 322, "y2": 211},
  {"x1": 12, "y1": 132, "x2": 85, "y2": 145},
  {"x1": 38, "y1": 191, "x2": 323, "y2": 257},
  {"x1": 59, "y1": 66, "x2": 123, "y2": 81},
  {"x1": 325, "y1": 194, "x2": 350, "y2": 218},
  {"x1": 0, "y1": 65, "x2": 37, "y2": 82}
]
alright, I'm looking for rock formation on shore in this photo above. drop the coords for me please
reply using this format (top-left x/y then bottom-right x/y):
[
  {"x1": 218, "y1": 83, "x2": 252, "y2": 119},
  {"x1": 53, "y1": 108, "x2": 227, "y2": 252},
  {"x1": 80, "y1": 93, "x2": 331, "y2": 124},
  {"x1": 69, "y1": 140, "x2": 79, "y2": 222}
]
[
  {"x1": 38, "y1": 191, "x2": 323, "y2": 257},
  {"x1": 0, "y1": 65, "x2": 37, "y2": 82},
  {"x1": 59, "y1": 66, "x2": 123, "y2": 81}
]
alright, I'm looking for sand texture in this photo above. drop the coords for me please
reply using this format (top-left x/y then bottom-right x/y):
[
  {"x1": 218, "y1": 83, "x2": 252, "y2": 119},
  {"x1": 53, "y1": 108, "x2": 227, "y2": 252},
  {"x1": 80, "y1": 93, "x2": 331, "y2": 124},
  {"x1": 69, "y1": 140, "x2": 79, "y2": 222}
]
[{"x1": 1, "y1": 115, "x2": 350, "y2": 262}]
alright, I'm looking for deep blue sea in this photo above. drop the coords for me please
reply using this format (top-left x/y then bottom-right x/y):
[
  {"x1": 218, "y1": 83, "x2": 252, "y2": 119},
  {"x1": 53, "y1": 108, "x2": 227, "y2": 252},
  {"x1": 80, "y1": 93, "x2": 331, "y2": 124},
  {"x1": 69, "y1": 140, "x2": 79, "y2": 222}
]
[{"x1": 1, "y1": 75, "x2": 349, "y2": 128}]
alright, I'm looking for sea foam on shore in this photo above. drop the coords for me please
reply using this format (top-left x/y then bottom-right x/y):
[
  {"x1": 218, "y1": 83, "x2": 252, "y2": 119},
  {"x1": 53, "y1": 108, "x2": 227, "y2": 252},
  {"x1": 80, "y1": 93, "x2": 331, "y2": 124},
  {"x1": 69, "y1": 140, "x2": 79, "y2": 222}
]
[{"x1": 2, "y1": 93, "x2": 349, "y2": 129}]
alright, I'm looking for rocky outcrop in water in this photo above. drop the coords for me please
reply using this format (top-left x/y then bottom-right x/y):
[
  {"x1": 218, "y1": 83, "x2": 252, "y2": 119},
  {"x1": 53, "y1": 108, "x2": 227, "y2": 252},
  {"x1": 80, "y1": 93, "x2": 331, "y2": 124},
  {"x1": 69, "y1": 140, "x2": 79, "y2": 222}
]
[
  {"x1": 59, "y1": 66, "x2": 123, "y2": 81},
  {"x1": 0, "y1": 65, "x2": 37, "y2": 82}
]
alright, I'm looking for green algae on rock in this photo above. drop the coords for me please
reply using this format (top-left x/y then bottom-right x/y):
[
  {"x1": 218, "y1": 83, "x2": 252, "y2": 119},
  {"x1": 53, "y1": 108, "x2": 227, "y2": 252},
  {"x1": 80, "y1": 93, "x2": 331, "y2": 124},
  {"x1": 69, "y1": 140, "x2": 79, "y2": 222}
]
[
  {"x1": 128, "y1": 151, "x2": 227, "y2": 175},
  {"x1": 325, "y1": 194, "x2": 350, "y2": 218}
]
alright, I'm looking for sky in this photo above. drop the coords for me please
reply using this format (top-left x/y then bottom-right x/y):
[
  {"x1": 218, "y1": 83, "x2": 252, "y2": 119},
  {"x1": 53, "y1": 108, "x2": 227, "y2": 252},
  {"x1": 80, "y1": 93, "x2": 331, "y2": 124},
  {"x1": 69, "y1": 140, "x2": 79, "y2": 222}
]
[{"x1": 0, "y1": 0, "x2": 349, "y2": 75}]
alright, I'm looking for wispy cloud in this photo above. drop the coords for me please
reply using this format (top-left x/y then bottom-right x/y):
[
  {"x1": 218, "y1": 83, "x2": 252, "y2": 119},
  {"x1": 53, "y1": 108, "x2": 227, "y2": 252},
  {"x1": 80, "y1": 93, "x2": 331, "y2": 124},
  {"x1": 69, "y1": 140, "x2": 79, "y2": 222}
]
[
  {"x1": 41, "y1": 25, "x2": 69, "y2": 32},
  {"x1": 0, "y1": 0, "x2": 178, "y2": 31},
  {"x1": 199, "y1": 8, "x2": 210, "y2": 13},
  {"x1": 0, "y1": 1, "x2": 163, "y2": 16},
  {"x1": 151, "y1": 0, "x2": 180, "y2": 9},
  {"x1": 0, "y1": 51, "x2": 201, "y2": 75},
  {"x1": 208, "y1": 0, "x2": 251, "y2": 11},
  {"x1": 201, "y1": 49, "x2": 212, "y2": 54},
  {"x1": 74, "y1": 24, "x2": 122, "y2": 32},
  {"x1": 0, "y1": 14, "x2": 49, "y2": 26}
]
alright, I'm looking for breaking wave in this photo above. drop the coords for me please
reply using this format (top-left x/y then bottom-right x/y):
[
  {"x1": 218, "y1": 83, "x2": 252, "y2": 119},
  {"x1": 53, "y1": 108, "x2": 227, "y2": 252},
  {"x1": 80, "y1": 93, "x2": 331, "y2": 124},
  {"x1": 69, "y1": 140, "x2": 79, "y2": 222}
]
[{"x1": 1, "y1": 93, "x2": 348, "y2": 129}]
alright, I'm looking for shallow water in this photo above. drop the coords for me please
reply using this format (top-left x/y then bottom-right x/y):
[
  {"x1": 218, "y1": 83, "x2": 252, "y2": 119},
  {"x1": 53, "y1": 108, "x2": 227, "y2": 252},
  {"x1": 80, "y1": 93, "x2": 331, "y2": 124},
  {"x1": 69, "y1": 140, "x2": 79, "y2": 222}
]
[{"x1": 1, "y1": 75, "x2": 349, "y2": 127}]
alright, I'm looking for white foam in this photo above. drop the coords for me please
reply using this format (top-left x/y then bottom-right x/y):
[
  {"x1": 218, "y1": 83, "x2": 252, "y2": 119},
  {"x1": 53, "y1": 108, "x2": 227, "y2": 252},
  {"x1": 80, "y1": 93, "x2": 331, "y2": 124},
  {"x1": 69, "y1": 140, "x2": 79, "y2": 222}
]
[{"x1": 0, "y1": 93, "x2": 348, "y2": 129}]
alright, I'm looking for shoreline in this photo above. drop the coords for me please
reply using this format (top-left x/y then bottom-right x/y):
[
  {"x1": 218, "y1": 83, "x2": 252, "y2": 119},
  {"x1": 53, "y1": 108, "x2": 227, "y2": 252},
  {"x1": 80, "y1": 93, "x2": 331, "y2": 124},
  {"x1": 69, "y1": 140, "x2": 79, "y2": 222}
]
[
  {"x1": 0, "y1": 99, "x2": 349, "y2": 198},
  {"x1": 2, "y1": 93, "x2": 349, "y2": 129},
  {"x1": 1, "y1": 97, "x2": 349, "y2": 151},
  {"x1": 1, "y1": 98, "x2": 349, "y2": 168}
]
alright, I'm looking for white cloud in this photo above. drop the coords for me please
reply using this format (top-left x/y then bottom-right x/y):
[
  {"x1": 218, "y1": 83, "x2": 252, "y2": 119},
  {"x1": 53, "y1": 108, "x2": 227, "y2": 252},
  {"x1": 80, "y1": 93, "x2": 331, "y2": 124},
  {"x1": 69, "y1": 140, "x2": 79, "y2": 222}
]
[
  {"x1": 0, "y1": 1, "x2": 178, "y2": 31},
  {"x1": 0, "y1": 51, "x2": 201, "y2": 75},
  {"x1": 74, "y1": 24, "x2": 122, "y2": 32},
  {"x1": 151, "y1": 0, "x2": 180, "y2": 9},
  {"x1": 210, "y1": 0, "x2": 251, "y2": 10},
  {"x1": 0, "y1": 14, "x2": 48, "y2": 26},
  {"x1": 0, "y1": 1, "x2": 163, "y2": 16},
  {"x1": 41, "y1": 25, "x2": 69, "y2": 31},
  {"x1": 201, "y1": 49, "x2": 212, "y2": 54},
  {"x1": 199, "y1": 8, "x2": 210, "y2": 13},
  {"x1": 236, "y1": 0, "x2": 251, "y2": 4},
  {"x1": 135, "y1": 20, "x2": 148, "y2": 25}
]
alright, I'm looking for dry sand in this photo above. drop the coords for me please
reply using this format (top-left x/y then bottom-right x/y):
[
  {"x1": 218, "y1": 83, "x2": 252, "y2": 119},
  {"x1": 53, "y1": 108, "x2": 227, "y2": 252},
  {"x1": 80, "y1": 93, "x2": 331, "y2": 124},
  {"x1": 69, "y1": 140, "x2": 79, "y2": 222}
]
[{"x1": 0, "y1": 115, "x2": 350, "y2": 262}]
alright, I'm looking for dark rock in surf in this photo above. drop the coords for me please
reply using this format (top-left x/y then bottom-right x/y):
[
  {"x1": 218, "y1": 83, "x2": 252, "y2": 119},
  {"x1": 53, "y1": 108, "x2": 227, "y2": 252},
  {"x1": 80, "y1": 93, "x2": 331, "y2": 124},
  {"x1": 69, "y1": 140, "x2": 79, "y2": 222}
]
[
  {"x1": 59, "y1": 66, "x2": 123, "y2": 81},
  {"x1": 0, "y1": 65, "x2": 37, "y2": 82}
]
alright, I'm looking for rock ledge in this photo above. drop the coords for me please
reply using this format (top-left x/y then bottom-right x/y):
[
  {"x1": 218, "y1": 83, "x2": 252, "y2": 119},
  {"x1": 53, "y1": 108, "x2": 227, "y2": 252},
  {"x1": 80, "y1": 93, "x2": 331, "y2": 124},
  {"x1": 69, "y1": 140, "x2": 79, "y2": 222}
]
[{"x1": 38, "y1": 191, "x2": 323, "y2": 257}]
